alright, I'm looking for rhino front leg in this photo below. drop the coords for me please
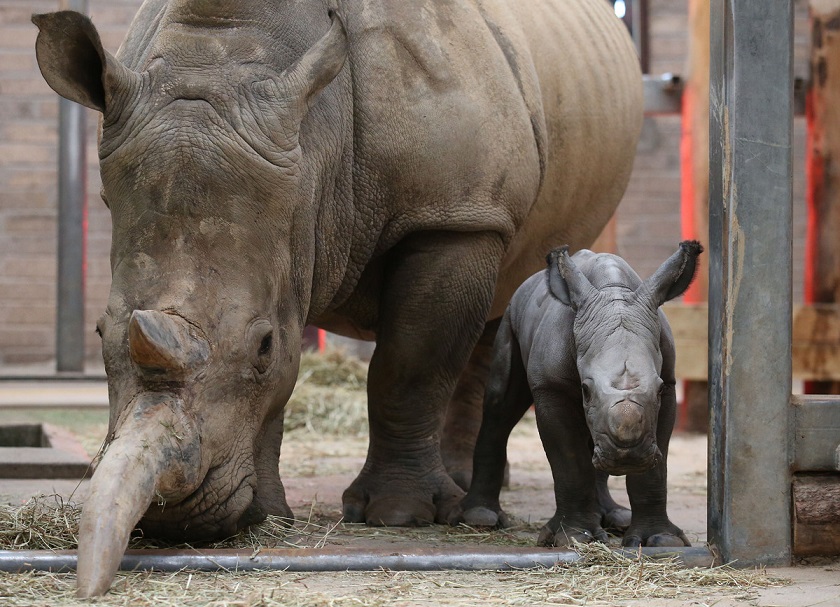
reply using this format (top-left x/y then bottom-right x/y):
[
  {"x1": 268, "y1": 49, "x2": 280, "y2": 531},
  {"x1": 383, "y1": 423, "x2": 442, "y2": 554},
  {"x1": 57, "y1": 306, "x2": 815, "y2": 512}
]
[
  {"x1": 536, "y1": 394, "x2": 607, "y2": 546},
  {"x1": 342, "y1": 231, "x2": 506, "y2": 526},
  {"x1": 440, "y1": 317, "x2": 501, "y2": 491},
  {"x1": 622, "y1": 382, "x2": 689, "y2": 547}
]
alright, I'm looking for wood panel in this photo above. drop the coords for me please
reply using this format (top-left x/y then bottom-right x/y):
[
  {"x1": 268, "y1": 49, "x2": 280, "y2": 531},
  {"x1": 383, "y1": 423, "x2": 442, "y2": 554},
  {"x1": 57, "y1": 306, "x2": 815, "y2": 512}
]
[
  {"x1": 663, "y1": 303, "x2": 840, "y2": 381},
  {"x1": 793, "y1": 474, "x2": 840, "y2": 556}
]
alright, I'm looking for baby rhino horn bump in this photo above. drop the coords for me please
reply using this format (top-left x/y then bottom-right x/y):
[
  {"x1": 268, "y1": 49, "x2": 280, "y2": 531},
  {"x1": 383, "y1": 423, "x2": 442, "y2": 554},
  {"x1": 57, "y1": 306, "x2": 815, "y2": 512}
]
[{"x1": 129, "y1": 310, "x2": 209, "y2": 372}]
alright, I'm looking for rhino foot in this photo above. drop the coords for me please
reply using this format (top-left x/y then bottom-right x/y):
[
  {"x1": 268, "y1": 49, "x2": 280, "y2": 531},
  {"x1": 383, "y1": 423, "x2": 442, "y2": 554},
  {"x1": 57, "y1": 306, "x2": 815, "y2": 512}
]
[
  {"x1": 449, "y1": 505, "x2": 512, "y2": 528},
  {"x1": 601, "y1": 505, "x2": 632, "y2": 532},
  {"x1": 537, "y1": 516, "x2": 608, "y2": 548},
  {"x1": 342, "y1": 465, "x2": 464, "y2": 526},
  {"x1": 622, "y1": 520, "x2": 690, "y2": 547}
]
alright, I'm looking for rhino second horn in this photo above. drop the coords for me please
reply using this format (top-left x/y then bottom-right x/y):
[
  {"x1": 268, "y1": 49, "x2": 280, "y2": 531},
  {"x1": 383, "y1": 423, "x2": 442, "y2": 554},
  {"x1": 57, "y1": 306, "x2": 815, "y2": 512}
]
[{"x1": 128, "y1": 310, "x2": 209, "y2": 373}]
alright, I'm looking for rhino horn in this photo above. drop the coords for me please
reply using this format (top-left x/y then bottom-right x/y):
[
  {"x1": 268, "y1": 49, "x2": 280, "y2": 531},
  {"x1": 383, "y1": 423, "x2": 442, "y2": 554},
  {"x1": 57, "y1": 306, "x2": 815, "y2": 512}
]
[
  {"x1": 129, "y1": 310, "x2": 209, "y2": 373},
  {"x1": 76, "y1": 397, "x2": 204, "y2": 597},
  {"x1": 637, "y1": 240, "x2": 704, "y2": 308}
]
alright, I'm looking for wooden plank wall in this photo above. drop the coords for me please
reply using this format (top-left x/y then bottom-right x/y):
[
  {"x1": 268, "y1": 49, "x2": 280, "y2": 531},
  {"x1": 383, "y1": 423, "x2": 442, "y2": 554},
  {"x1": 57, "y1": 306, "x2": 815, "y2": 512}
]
[{"x1": 664, "y1": 303, "x2": 840, "y2": 381}]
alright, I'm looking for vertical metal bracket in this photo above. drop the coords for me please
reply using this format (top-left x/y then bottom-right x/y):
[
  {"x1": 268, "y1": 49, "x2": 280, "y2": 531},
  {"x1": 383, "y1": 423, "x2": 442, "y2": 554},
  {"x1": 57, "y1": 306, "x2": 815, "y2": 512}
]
[
  {"x1": 708, "y1": 0, "x2": 794, "y2": 565},
  {"x1": 55, "y1": 0, "x2": 90, "y2": 373}
]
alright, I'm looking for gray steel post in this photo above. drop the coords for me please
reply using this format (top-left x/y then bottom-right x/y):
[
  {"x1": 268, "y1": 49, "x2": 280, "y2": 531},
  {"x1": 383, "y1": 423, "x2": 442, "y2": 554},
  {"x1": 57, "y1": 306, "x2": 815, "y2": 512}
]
[
  {"x1": 708, "y1": 0, "x2": 794, "y2": 565},
  {"x1": 56, "y1": 0, "x2": 89, "y2": 373}
]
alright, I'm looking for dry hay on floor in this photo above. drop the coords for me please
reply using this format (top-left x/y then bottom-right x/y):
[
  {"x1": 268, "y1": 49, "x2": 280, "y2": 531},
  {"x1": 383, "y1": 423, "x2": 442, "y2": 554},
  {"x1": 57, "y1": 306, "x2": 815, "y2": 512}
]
[
  {"x1": 0, "y1": 495, "x2": 533, "y2": 552},
  {"x1": 0, "y1": 544, "x2": 789, "y2": 607},
  {"x1": 0, "y1": 496, "x2": 789, "y2": 607},
  {"x1": 282, "y1": 347, "x2": 369, "y2": 437},
  {"x1": 0, "y1": 495, "x2": 338, "y2": 552}
]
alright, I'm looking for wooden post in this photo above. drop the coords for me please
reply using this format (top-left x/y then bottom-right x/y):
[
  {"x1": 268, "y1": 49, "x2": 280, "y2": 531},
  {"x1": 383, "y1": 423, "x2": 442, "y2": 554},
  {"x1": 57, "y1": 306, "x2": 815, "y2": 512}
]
[
  {"x1": 679, "y1": 0, "x2": 710, "y2": 432},
  {"x1": 806, "y1": 0, "x2": 840, "y2": 394}
]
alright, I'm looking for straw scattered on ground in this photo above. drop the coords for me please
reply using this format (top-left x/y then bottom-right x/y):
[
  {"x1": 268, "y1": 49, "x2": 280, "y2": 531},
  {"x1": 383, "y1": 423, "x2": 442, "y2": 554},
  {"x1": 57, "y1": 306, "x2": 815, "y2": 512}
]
[
  {"x1": 282, "y1": 347, "x2": 369, "y2": 437},
  {"x1": 0, "y1": 522, "x2": 789, "y2": 607}
]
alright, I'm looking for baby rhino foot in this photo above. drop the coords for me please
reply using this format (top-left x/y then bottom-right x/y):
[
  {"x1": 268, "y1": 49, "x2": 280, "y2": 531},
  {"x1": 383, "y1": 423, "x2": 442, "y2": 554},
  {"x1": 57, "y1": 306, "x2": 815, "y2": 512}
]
[
  {"x1": 447, "y1": 501, "x2": 512, "y2": 528},
  {"x1": 602, "y1": 505, "x2": 632, "y2": 533},
  {"x1": 538, "y1": 517, "x2": 608, "y2": 547},
  {"x1": 462, "y1": 506, "x2": 512, "y2": 528},
  {"x1": 622, "y1": 520, "x2": 690, "y2": 547}
]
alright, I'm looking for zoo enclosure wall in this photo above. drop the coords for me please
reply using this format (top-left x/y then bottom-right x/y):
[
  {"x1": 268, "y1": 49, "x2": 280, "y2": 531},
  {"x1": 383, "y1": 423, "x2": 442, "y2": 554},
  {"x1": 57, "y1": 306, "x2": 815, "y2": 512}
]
[{"x1": 0, "y1": 0, "x2": 813, "y2": 368}]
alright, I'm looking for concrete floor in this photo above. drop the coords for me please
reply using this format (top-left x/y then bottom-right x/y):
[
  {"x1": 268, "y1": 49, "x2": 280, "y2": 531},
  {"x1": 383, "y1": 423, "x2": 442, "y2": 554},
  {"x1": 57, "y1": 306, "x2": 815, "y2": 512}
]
[{"x1": 1, "y1": 380, "x2": 838, "y2": 607}]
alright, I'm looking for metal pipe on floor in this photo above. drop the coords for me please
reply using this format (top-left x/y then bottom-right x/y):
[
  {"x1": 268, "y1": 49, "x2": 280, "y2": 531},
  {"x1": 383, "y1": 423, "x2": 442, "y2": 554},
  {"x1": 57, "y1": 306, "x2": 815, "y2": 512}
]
[{"x1": 0, "y1": 546, "x2": 717, "y2": 574}]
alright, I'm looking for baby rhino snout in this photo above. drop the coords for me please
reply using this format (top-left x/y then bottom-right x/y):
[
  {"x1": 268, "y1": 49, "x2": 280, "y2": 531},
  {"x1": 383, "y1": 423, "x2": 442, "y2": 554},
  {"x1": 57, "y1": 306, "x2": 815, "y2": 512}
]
[{"x1": 607, "y1": 400, "x2": 645, "y2": 446}]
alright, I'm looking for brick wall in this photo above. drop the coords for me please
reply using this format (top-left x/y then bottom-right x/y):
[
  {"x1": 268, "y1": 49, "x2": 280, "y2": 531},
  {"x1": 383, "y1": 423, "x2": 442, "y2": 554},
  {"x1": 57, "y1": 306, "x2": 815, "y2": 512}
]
[
  {"x1": 0, "y1": 1, "x2": 140, "y2": 366},
  {"x1": 0, "y1": 1, "x2": 814, "y2": 367}
]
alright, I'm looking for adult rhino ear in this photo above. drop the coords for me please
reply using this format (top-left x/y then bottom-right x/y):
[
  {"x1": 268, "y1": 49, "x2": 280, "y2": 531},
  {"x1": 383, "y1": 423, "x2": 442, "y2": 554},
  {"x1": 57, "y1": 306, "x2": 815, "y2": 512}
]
[
  {"x1": 546, "y1": 246, "x2": 597, "y2": 310},
  {"x1": 638, "y1": 240, "x2": 704, "y2": 308},
  {"x1": 32, "y1": 11, "x2": 140, "y2": 113},
  {"x1": 252, "y1": 10, "x2": 348, "y2": 128}
]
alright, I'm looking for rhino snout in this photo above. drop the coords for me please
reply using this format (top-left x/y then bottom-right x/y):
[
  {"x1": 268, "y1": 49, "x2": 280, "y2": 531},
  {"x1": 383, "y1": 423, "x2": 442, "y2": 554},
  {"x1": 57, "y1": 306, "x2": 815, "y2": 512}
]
[
  {"x1": 592, "y1": 439, "x2": 661, "y2": 476},
  {"x1": 606, "y1": 399, "x2": 646, "y2": 446}
]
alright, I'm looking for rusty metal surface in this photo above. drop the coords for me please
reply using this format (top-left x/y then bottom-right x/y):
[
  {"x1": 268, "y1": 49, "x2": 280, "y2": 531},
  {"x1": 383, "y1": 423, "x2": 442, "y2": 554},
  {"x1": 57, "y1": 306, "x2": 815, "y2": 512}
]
[{"x1": 0, "y1": 546, "x2": 717, "y2": 574}]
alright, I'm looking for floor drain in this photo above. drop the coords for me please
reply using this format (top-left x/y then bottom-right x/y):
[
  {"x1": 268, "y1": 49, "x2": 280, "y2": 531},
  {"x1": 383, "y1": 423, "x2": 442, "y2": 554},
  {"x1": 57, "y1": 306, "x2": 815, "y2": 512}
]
[{"x1": 0, "y1": 423, "x2": 90, "y2": 479}]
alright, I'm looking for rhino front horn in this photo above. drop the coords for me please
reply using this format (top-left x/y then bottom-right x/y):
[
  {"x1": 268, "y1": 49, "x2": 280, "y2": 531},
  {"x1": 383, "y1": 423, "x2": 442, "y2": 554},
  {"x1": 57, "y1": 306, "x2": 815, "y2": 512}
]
[
  {"x1": 76, "y1": 396, "x2": 204, "y2": 597},
  {"x1": 129, "y1": 310, "x2": 209, "y2": 373}
]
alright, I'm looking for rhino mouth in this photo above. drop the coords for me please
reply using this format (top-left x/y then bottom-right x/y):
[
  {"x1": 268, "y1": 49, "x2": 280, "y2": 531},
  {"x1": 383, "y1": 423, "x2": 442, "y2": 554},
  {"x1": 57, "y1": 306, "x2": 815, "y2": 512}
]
[
  {"x1": 592, "y1": 440, "x2": 661, "y2": 475},
  {"x1": 137, "y1": 467, "x2": 263, "y2": 542}
]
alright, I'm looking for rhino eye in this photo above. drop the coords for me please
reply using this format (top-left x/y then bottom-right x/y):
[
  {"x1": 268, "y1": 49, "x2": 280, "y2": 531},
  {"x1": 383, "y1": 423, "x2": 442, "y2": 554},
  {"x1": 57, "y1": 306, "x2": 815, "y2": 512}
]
[
  {"x1": 581, "y1": 382, "x2": 592, "y2": 403},
  {"x1": 258, "y1": 333, "x2": 273, "y2": 356},
  {"x1": 249, "y1": 321, "x2": 275, "y2": 375}
]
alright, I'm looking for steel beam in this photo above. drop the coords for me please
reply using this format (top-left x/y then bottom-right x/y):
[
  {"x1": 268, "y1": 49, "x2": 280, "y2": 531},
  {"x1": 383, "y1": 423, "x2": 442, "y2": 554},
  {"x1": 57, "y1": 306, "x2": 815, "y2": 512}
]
[
  {"x1": 55, "y1": 0, "x2": 90, "y2": 373},
  {"x1": 708, "y1": 0, "x2": 794, "y2": 565}
]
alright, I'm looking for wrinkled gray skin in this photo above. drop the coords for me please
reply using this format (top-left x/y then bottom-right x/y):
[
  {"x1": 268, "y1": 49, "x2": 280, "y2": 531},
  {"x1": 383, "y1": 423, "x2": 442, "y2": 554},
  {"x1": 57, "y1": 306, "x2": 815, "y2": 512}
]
[
  {"x1": 453, "y1": 242, "x2": 702, "y2": 548},
  {"x1": 32, "y1": 0, "x2": 641, "y2": 595}
]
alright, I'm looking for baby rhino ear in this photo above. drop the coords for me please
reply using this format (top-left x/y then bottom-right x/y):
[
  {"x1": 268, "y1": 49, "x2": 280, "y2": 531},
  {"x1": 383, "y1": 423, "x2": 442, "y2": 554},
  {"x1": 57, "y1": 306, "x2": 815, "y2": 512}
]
[
  {"x1": 546, "y1": 246, "x2": 597, "y2": 311},
  {"x1": 546, "y1": 248, "x2": 572, "y2": 306},
  {"x1": 639, "y1": 240, "x2": 704, "y2": 308}
]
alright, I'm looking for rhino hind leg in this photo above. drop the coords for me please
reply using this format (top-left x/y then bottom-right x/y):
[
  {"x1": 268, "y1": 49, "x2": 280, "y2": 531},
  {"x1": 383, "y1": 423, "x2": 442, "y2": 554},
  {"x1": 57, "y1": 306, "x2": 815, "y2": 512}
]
[
  {"x1": 342, "y1": 231, "x2": 506, "y2": 526},
  {"x1": 440, "y1": 317, "x2": 502, "y2": 491},
  {"x1": 450, "y1": 311, "x2": 533, "y2": 527},
  {"x1": 596, "y1": 471, "x2": 632, "y2": 532}
]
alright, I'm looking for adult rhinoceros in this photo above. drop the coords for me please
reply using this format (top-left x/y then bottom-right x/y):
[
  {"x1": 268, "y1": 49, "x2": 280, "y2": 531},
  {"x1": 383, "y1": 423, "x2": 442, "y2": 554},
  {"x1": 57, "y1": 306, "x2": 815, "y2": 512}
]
[{"x1": 34, "y1": 0, "x2": 641, "y2": 596}]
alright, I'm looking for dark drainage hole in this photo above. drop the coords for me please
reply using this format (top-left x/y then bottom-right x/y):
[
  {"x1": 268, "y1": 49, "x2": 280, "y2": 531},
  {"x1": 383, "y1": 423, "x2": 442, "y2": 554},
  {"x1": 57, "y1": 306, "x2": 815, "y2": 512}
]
[{"x1": 0, "y1": 424, "x2": 50, "y2": 448}]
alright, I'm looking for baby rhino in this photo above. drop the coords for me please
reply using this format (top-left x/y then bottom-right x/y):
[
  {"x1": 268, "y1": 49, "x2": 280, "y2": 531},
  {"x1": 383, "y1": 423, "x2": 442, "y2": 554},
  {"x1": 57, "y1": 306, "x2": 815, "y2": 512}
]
[{"x1": 454, "y1": 241, "x2": 702, "y2": 548}]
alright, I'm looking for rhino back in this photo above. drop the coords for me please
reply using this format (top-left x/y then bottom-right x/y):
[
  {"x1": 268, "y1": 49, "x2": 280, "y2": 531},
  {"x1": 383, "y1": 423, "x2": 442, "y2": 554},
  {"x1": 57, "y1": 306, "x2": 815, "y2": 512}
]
[
  {"x1": 507, "y1": 271, "x2": 577, "y2": 384},
  {"x1": 494, "y1": 0, "x2": 643, "y2": 317},
  {"x1": 108, "y1": 0, "x2": 641, "y2": 329},
  {"x1": 341, "y1": 0, "x2": 544, "y2": 250}
]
